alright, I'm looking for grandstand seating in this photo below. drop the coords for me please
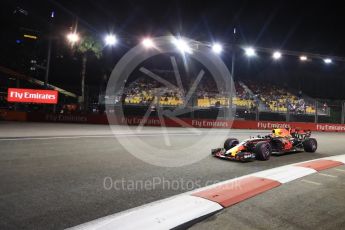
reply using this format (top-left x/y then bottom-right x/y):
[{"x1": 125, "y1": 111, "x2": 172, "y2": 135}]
[
  {"x1": 122, "y1": 76, "x2": 324, "y2": 115},
  {"x1": 245, "y1": 81, "x2": 316, "y2": 114}
]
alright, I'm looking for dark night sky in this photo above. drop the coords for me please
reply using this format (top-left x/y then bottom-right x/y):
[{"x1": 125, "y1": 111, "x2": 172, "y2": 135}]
[{"x1": 1, "y1": 0, "x2": 345, "y2": 99}]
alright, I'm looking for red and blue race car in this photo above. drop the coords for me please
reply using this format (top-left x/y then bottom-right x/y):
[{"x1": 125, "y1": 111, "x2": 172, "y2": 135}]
[{"x1": 212, "y1": 128, "x2": 317, "y2": 162}]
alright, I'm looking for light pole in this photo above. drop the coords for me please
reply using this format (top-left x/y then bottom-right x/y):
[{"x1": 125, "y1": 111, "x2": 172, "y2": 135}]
[
  {"x1": 66, "y1": 32, "x2": 81, "y2": 99},
  {"x1": 229, "y1": 26, "x2": 236, "y2": 120},
  {"x1": 231, "y1": 27, "x2": 236, "y2": 80},
  {"x1": 44, "y1": 11, "x2": 55, "y2": 89},
  {"x1": 45, "y1": 35, "x2": 52, "y2": 89}
]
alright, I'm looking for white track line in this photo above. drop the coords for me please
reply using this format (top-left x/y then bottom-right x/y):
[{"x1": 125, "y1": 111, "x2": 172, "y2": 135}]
[
  {"x1": 0, "y1": 133, "x2": 209, "y2": 141},
  {"x1": 301, "y1": 179, "x2": 322, "y2": 186},
  {"x1": 0, "y1": 130, "x2": 268, "y2": 141},
  {"x1": 334, "y1": 168, "x2": 345, "y2": 173},
  {"x1": 318, "y1": 173, "x2": 338, "y2": 178}
]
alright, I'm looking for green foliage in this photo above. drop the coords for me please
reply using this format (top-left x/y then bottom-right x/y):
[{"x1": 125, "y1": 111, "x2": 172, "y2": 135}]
[{"x1": 76, "y1": 35, "x2": 102, "y2": 59}]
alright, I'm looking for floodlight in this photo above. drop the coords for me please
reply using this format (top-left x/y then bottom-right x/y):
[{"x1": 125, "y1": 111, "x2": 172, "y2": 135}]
[
  {"x1": 104, "y1": 34, "x2": 117, "y2": 46},
  {"x1": 300, "y1": 56, "x2": 308, "y2": 61},
  {"x1": 245, "y1": 47, "x2": 256, "y2": 57},
  {"x1": 142, "y1": 38, "x2": 154, "y2": 48},
  {"x1": 324, "y1": 58, "x2": 332, "y2": 64},
  {"x1": 212, "y1": 43, "x2": 223, "y2": 54},
  {"x1": 273, "y1": 51, "x2": 282, "y2": 60},
  {"x1": 67, "y1": 32, "x2": 80, "y2": 43},
  {"x1": 172, "y1": 37, "x2": 192, "y2": 54}
]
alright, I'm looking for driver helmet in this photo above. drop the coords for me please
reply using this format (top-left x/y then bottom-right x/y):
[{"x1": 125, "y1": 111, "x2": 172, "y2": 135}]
[{"x1": 272, "y1": 128, "x2": 291, "y2": 138}]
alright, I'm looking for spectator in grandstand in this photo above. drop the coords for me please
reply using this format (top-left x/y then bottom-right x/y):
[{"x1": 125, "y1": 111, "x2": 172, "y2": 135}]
[
  {"x1": 322, "y1": 103, "x2": 327, "y2": 112},
  {"x1": 250, "y1": 102, "x2": 257, "y2": 113}
]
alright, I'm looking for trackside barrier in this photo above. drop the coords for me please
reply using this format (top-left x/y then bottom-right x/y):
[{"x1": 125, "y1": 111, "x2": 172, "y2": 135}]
[
  {"x1": 0, "y1": 109, "x2": 27, "y2": 121},
  {"x1": 2, "y1": 110, "x2": 345, "y2": 132}
]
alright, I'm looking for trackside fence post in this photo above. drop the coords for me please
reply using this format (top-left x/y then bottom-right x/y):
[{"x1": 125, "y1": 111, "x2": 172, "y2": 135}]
[
  {"x1": 14, "y1": 78, "x2": 20, "y2": 111},
  {"x1": 314, "y1": 101, "x2": 318, "y2": 123},
  {"x1": 255, "y1": 106, "x2": 259, "y2": 121},
  {"x1": 341, "y1": 101, "x2": 345, "y2": 124},
  {"x1": 286, "y1": 99, "x2": 290, "y2": 122}
]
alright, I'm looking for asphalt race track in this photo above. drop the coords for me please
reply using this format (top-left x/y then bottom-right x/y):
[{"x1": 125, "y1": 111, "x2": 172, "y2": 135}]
[{"x1": 1, "y1": 122, "x2": 345, "y2": 230}]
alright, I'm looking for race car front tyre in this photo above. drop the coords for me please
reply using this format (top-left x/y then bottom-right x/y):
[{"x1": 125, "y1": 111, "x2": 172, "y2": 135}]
[
  {"x1": 255, "y1": 141, "x2": 272, "y2": 161},
  {"x1": 224, "y1": 138, "x2": 239, "y2": 150},
  {"x1": 303, "y1": 138, "x2": 317, "y2": 152},
  {"x1": 211, "y1": 148, "x2": 223, "y2": 156}
]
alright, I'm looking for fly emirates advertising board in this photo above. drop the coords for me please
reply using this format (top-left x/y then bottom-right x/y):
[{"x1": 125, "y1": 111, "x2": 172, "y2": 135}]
[{"x1": 7, "y1": 88, "x2": 58, "y2": 104}]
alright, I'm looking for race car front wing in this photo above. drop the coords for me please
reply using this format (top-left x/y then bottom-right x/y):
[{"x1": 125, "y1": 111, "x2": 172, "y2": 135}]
[{"x1": 211, "y1": 148, "x2": 256, "y2": 162}]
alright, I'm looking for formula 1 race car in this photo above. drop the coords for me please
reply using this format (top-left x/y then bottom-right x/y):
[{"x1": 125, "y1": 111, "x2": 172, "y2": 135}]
[{"x1": 212, "y1": 128, "x2": 317, "y2": 162}]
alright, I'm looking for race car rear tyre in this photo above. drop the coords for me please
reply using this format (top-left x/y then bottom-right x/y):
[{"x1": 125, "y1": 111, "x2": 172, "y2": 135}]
[
  {"x1": 255, "y1": 141, "x2": 271, "y2": 161},
  {"x1": 303, "y1": 138, "x2": 317, "y2": 152},
  {"x1": 224, "y1": 138, "x2": 239, "y2": 150}
]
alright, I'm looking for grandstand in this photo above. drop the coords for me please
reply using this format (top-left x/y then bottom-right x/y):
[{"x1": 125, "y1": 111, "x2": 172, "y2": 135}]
[
  {"x1": 122, "y1": 71, "x2": 257, "y2": 109},
  {"x1": 245, "y1": 81, "x2": 319, "y2": 114},
  {"x1": 123, "y1": 78, "x2": 184, "y2": 106},
  {"x1": 196, "y1": 82, "x2": 254, "y2": 108},
  {"x1": 121, "y1": 73, "x2": 327, "y2": 116}
]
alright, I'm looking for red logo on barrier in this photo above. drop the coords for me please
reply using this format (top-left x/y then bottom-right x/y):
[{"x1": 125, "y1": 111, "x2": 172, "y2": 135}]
[{"x1": 7, "y1": 88, "x2": 58, "y2": 104}]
